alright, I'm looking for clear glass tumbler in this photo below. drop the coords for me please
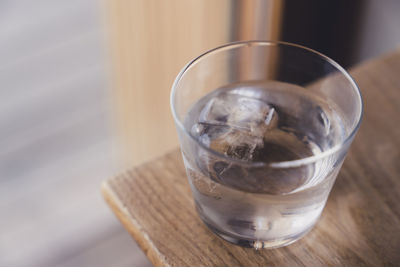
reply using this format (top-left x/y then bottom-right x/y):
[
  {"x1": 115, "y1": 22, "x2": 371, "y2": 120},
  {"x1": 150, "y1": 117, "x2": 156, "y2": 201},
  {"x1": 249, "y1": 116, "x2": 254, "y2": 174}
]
[{"x1": 170, "y1": 41, "x2": 362, "y2": 249}]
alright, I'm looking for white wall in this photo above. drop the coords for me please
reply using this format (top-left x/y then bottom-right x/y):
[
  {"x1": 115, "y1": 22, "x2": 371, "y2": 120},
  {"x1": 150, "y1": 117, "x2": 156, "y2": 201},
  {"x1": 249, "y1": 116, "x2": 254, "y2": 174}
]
[
  {"x1": 0, "y1": 1, "x2": 151, "y2": 266},
  {"x1": 356, "y1": 0, "x2": 400, "y2": 62}
]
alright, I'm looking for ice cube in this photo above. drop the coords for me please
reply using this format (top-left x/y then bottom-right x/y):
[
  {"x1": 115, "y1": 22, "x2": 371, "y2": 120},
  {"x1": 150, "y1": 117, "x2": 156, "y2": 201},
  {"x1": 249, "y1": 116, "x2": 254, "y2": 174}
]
[
  {"x1": 191, "y1": 122, "x2": 230, "y2": 146},
  {"x1": 194, "y1": 91, "x2": 278, "y2": 162},
  {"x1": 192, "y1": 90, "x2": 302, "y2": 193},
  {"x1": 316, "y1": 106, "x2": 330, "y2": 136},
  {"x1": 199, "y1": 92, "x2": 278, "y2": 133}
]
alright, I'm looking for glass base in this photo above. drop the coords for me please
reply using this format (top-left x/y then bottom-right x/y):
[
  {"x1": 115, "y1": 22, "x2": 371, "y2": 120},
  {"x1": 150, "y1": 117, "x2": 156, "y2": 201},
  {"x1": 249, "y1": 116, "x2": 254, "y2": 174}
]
[{"x1": 202, "y1": 219, "x2": 313, "y2": 249}]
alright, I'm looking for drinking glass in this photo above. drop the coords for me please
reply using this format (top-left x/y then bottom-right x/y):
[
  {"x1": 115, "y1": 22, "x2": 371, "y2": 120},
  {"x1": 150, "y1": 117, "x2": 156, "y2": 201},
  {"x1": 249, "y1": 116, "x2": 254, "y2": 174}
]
[{"x1": 170, "y1": 41, "x2": 362, "y2": 248}]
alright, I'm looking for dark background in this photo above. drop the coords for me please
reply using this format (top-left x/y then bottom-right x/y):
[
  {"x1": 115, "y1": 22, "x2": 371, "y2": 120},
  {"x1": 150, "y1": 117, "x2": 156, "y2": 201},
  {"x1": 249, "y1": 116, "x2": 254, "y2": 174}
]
[{"x1": 281, "y1": 0, "x2": 365, "y2": 67}]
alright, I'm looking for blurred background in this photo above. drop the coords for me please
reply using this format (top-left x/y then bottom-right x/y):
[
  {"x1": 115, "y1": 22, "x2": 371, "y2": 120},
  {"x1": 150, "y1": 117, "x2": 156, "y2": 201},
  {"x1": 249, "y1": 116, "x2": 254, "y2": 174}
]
[{"x1": 0, "y1": 0, "x2": 399, "y2": 266}]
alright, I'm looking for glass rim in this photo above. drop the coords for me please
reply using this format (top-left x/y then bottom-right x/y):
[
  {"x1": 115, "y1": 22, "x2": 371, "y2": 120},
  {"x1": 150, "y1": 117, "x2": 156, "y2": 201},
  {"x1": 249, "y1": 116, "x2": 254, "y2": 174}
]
[{"x1": 170, "y1": 40, "x2": 363, "y2": 168}]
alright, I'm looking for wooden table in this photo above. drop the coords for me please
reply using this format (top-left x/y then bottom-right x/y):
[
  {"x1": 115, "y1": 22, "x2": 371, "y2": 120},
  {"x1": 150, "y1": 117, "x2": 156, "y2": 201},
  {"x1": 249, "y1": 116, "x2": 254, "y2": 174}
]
[{"x1": 102, "y1": 49, "x2": 400, "y2": 266}]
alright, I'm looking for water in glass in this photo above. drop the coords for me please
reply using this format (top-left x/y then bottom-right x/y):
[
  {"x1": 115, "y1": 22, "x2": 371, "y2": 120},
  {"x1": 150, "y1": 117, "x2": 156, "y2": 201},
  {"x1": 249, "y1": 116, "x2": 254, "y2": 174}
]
[{"x1": 183, "y1": 81, "x2": 346, "y2": 248}]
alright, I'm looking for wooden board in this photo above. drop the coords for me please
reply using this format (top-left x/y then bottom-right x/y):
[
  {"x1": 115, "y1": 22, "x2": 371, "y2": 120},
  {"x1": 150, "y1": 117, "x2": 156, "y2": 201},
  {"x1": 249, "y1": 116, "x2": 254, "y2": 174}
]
[{"x1": 102, "y1": 49, "x2": 400, "y2": 266}]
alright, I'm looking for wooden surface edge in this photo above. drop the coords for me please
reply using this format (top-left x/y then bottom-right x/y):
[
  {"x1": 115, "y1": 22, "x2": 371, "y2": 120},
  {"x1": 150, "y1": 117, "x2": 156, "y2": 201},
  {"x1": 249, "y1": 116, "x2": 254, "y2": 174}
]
[{"x1": 101, "y1": 181, "x2": 169, "y2": 267}]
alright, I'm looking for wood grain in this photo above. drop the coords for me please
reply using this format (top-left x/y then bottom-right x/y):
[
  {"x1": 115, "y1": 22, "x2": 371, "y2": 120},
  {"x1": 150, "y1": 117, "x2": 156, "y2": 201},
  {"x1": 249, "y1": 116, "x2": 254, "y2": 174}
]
[
  {"x1": 107, "y1": 0, "x2": 231, "y2": 167},
  {"x1": 102, "y1": 49, "x2": 400, "y2": 266}
]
